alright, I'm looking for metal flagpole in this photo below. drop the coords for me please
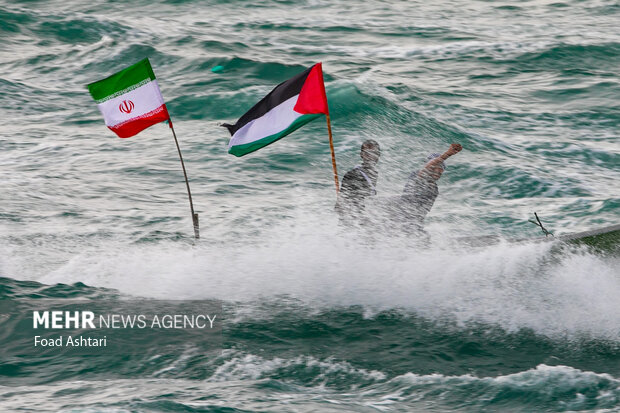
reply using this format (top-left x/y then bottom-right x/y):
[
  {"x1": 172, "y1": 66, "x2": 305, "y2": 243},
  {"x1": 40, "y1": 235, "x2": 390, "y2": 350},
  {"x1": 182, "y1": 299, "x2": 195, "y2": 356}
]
[
  {"x1": 325, "y1": 114, "x2": 340, "y2": 194},
  {"x1": 168, "y1": 119, "x2": 200, "y2": 239}
]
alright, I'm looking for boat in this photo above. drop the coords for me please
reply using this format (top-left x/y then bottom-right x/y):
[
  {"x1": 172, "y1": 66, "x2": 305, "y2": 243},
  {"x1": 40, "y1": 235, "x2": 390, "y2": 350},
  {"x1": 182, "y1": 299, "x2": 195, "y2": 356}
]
[{"x1": 454, "y1": 223, "x2": 620, "y2": 253}]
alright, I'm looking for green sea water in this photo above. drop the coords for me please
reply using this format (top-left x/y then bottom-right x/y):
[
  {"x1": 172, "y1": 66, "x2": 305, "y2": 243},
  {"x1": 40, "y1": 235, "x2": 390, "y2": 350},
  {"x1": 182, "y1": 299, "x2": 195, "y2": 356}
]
[{"x1": 1, "y1": 0, "x2": 619, "y2": 411}]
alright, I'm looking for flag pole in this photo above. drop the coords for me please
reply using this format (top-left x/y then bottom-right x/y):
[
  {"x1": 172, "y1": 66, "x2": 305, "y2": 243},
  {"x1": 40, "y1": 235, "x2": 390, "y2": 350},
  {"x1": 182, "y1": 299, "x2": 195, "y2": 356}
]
[
  {"x1": 326, "y1": 114, "x2": 339, "y2": 194},
  {"x1": 168, "y1": 119, "x2": 200, "y2": 239}
]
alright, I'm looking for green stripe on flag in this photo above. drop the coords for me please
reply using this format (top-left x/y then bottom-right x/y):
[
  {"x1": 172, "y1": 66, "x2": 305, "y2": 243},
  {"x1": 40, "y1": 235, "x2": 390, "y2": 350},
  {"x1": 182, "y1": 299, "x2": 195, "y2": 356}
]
[
  {"x1": 87, "y1": 58, "x2": 156, "y2": 103},
  {"x1": 229, "y1": 114, "x2": 323, "y2": 157}
]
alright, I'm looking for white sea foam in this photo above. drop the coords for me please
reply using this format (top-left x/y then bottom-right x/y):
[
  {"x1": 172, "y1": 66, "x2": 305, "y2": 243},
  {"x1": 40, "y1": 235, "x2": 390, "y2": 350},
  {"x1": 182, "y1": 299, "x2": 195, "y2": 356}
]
[
  {"x1": 210, "y1": 351, "x2": 386, "y2": 383},
  {"x1": 0, "y1": 361, "x2": 616, "y2": 412},
  {"x1": 9, "y1": 209, "x2": 616, "y2": 343},
  {"x1": 378, "y1": 364, "x2": 620, "y2": 410}
]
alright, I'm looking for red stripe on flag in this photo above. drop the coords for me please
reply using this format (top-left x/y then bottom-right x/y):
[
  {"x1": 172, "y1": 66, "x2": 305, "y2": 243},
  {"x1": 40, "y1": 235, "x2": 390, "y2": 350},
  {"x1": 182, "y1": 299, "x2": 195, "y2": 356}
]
[
  {"x1": 109, "y1": 105, "x2": 170, "y2": 138},
  {"x1": 294, "y1": 63, "x2": 329, "y2": 115}
]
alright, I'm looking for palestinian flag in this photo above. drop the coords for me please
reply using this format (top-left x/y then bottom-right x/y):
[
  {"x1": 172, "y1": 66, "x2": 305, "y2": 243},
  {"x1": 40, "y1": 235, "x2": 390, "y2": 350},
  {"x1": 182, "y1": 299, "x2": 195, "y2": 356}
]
[
  {"x1": 87, "y1": 58, "x2": 170, "y2": 138},
  {"x1": 224, "y1": 63, "x2": 329, "y2": 157}
]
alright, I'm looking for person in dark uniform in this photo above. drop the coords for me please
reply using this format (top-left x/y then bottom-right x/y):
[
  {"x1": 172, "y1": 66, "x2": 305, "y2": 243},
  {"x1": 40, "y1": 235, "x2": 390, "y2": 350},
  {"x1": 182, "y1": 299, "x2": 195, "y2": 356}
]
[
  {"x1": 336, "y1": 139, "x2": 381, "y2": 225},
  {"x1": 399, "y1": 143, "x2": 462, "y2": 234}
]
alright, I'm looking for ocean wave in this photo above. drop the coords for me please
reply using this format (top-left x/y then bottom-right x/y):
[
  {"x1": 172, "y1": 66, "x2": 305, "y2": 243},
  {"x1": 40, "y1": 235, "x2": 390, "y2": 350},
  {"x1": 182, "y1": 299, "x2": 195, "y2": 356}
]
[
  {"x1": 210, "y1": 352, "x2": 386, "y2": 388},
  {"x1": 375, "y1": 364, "x2": 620, "y2": 411},
  {"x1": 0, "y1": 6, "x2": 34, "y2": 34},
  {"x1": 0, "y1": 362, "x2": 617, "y2": 412},
  {"x1": 3, "y1": 232, "x2": 619, "y2": 345},
  {"x1": 511, "y1": 42, "x2": 620, "y2": 72}
]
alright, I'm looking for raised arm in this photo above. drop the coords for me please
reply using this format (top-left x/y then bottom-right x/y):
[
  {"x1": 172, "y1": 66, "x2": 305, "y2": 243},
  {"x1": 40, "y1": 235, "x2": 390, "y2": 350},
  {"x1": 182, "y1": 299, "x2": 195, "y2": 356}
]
[
  {"x1": 420, "y1": 143, "x2": 462, "y2": 179},
  {"x1": 443, "y1": 143, "x2": 462, "y2": 159}
]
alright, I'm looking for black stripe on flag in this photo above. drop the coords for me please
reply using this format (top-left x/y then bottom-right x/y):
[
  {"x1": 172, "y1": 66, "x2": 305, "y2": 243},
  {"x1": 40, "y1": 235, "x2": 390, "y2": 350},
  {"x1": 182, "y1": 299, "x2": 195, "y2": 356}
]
[{"x1": 223, "y1": 65, "x2": 314, "y2": 136}]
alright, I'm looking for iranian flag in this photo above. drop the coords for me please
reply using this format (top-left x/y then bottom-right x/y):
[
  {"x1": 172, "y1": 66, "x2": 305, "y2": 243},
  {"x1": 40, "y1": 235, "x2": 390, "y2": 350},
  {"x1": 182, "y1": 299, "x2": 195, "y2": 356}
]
[
  {"x1": 224, "y1": 63, "x2": 329, "y2": 157},
  {"x1": 87, "y1": 58, "x2": 170, "y2": 138}
]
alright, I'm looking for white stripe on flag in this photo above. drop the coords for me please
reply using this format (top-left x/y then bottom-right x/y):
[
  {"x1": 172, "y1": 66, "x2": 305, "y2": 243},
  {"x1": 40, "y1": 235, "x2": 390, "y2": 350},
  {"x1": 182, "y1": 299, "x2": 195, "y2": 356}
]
[
  {"x1": 97, "y1": 80, "x2": 165, "y2": 127},
  {"x1": 228, "y1": 95, "x2": 302, "y2": 149}
]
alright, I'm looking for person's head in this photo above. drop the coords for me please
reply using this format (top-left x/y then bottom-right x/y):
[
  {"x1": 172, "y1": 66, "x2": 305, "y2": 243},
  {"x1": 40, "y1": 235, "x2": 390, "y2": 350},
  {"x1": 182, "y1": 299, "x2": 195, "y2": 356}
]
[
  {"x1": 360, "y1": 139, "x2": 381, "y2": 164},
  {"x1": 425, "y1": 153, "x2": 445, "y2": 180}
]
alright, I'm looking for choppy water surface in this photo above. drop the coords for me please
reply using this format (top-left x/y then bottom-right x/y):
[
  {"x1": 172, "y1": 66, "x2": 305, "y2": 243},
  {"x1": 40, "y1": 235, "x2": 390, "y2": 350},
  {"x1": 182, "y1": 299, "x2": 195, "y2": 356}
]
[{"x1": 1, "y1": 0, "x2": 619, "y2": 411}]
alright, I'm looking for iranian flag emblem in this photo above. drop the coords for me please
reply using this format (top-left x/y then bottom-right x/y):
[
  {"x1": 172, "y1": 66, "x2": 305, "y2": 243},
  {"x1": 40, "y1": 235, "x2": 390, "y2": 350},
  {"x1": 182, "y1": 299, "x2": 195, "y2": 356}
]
[{"x1": 87, "y1": 58, "x2": 170, "y2": 138}]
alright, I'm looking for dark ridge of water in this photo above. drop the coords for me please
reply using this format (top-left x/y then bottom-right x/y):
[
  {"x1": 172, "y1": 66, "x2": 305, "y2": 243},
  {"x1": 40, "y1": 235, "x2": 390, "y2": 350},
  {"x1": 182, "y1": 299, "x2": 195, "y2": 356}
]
[
  {"x1": 508, "y1": 42, "x2": 620, "y2": 72},
  {"x1": 533, "y1": 80, "x2": 620, "y2": 101},
  {"x1": 590, "y1": 2, "x2": 620, "y2": 15},
  {"x1": 0, "y1": 277, "x2": 114, "y2": 300},
  {"x1": 0, "y1": 6, "x2": 34, "y2": 34},
  {"x1": 33, "y1": 18, "x2": 126, "y2": 45},
  {"x1": 494, "y1": 5, "x2": 522, "y2": 11},
  {"x1": 454, "y1": 164, "x2": 593, "y2": 199},
  {"x1": 226, "y1": 304, "x2": 620, "y2": 379},
  {"x1": 79, "y1": 44, "x2": 167, "y2": 77},
  {"x1": 180, "y1": 57, "x2": 335, "y2": 89},
  {"x1": 197, "y1": 39, "x2": 252, "y2": 53}
]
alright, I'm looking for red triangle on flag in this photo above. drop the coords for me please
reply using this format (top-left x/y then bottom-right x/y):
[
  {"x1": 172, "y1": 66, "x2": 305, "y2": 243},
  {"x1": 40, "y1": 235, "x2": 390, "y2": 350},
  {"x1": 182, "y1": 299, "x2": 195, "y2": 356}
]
[{"x1": 294, "y1": 63, "x2": 329, "y2": 115}]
